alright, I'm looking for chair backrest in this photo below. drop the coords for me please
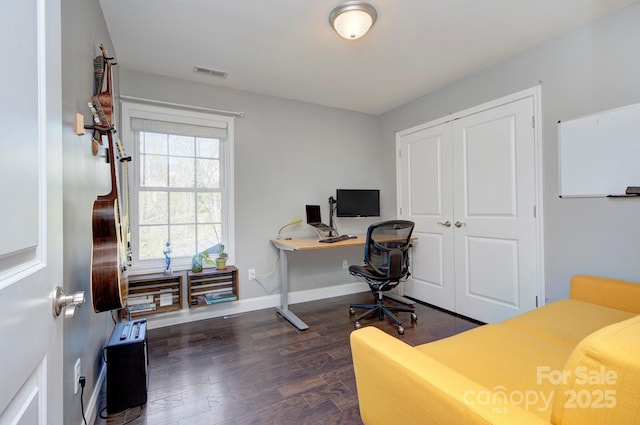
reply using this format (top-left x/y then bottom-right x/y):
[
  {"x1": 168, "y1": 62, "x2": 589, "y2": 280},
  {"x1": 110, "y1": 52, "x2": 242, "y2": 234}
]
[{"x1": 364, "y1": 220, "x2": 414, "y2": 280}]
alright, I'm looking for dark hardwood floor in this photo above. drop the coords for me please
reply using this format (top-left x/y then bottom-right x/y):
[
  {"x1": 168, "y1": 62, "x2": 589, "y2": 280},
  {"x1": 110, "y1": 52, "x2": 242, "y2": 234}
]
[{"x1": 95, "y1": 292, "x2": 479, "y2": 425}]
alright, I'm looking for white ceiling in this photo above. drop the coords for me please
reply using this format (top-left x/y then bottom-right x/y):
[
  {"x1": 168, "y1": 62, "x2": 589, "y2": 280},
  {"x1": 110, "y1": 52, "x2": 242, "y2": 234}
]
[{"x1": 99, "y1": 0, "x2": 638, "y2": 115}]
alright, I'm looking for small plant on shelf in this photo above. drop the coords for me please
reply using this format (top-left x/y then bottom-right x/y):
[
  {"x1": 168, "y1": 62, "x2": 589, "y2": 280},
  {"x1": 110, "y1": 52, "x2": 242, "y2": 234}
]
[
  {"x1": 191, "y1": 250, "x2": 215, "y2": 273},
  {"x1": 216, "y1": 244, "x2": 228, "y2": 270}
]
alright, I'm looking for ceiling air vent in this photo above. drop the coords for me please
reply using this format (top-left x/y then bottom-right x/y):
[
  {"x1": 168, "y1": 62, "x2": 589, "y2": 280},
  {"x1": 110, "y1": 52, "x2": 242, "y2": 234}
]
[{"x1": 193, "y1": 66, "x2": 228, "y2": 79}]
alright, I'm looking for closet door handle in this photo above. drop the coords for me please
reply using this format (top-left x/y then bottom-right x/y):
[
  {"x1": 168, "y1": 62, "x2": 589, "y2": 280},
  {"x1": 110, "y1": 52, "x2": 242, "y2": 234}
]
[
  {"x1": 437, "y1": 221, "x2": 451, "y2": 227},
  {"x1": 454, "y1": 221, "x2": 466, "y2": 228}
]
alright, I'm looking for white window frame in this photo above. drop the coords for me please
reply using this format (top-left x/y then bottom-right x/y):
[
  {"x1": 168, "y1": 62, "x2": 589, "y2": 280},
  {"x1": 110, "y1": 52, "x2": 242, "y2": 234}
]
[{"x1": 120, "y1": 101, "x2": 235, "y2": 273}]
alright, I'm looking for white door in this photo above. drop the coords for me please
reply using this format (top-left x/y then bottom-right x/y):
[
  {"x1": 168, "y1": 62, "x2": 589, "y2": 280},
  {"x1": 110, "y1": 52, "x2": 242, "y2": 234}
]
[
  {"x1": 397, "y1": 90, "x2": 542, "y2": 324},
  {"x1": 0, "y1": 1, "x2": 64, "y2": 424},
  {"x1": 397, "y1": 124, "x2": 455, "y2": 311},
  {"x1": 452, "y1": 97, "x2": 538, "y2": 323}
]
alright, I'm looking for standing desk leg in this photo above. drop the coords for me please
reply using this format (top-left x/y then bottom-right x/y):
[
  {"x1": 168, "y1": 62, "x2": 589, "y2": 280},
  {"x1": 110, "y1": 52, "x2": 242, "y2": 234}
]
[{"x1": 275, "y1": 248, "x2": 309, "y2": 330}]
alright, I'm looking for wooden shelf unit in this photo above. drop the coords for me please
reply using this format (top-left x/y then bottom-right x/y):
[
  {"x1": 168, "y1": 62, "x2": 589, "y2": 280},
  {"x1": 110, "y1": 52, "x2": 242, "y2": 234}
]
[
  {"x1": 127, "y1": 273, "x2": 183, "y2": 317},
  {"x1": 188, "y1": 266, "x2": 238, "y2": 308}
]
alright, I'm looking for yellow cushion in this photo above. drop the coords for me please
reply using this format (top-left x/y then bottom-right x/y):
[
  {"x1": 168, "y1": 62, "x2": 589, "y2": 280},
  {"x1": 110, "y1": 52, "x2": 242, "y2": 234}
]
[
  {"x1": 550, "y1": 315, "x2": 640, "y2": 425},
  {"x1": 351, "y1": 327, "x2": 550, "y2": 425},
  {"x1": 570, "y1": 275, "x2": 640, "y2": 314},
  {"x1": 417, "y1": 324, "x2": 573, "y2": 419},
  {"x1": 502, "y1": 299, "x2": 636, "y2": 348}
]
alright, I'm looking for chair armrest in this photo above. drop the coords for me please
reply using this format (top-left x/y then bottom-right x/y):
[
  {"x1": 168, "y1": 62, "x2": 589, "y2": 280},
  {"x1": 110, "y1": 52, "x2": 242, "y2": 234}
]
[
  {"x1": 350, "y1": 327, "x2": 549, "y2": 425},
  {"x1": 570, "y1": 275, "x2": 640, "y2": 314}
]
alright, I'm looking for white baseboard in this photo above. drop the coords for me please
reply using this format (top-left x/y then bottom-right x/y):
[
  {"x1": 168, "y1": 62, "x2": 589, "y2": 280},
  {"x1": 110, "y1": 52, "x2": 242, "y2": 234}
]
[
  {"x1": 145, "y1": 281, "x2": 369, "y2": 330},
  {"x1": 80, "y1": 362, "x2": 105, "y2": 425}
]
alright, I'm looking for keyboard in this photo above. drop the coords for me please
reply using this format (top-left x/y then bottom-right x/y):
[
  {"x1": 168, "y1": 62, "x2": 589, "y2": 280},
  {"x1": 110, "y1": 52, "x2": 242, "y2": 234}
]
[{"x1": 319, "y1": 235, "x2": 357, "y2": 243}]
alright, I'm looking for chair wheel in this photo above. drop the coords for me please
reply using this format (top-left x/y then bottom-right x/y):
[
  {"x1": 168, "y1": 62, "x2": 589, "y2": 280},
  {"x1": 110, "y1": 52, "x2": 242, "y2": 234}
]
[
  {"x1": 397, "y1": 325, "x2": 405, "y2": 335},
  {"x1": 411, "y1": 313, "x2": 417, "y2": 322},
  {"x1": 349, "y1": 308, "x2": 356, "y2": 315},
  {"x1": 354, "y1": 321, "x2": 362, "y2": 330}
]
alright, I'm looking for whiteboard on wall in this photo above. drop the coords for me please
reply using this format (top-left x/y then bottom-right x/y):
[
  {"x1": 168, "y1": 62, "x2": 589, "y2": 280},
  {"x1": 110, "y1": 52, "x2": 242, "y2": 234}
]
[{"x1": 558, "y1": 102, "x2": 640, "y2": 197}]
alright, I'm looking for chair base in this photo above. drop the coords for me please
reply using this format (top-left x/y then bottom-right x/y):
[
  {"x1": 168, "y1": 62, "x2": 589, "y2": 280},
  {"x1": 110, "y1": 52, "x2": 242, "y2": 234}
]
[{"x1": 350, "y1": 294, "x2": 417, "y2": 335}]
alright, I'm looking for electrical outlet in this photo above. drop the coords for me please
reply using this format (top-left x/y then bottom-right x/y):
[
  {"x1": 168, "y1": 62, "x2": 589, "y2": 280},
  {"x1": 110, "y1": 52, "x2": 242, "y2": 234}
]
[
  {"x1": 74, "y1": 358, "x2": 81, "y2": 395},
  {"x1": 342, "y1": 260, "x2": 348, "y2": 270},
  {"x1": 248, "y1": 269, "x2": 256, "y2": 280}
]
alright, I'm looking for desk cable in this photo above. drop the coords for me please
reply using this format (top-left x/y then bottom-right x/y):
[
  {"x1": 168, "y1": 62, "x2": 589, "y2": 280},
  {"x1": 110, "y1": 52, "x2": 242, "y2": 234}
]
[{"x1": 252, "y1": 254, "x2": 280, "y2": 294}]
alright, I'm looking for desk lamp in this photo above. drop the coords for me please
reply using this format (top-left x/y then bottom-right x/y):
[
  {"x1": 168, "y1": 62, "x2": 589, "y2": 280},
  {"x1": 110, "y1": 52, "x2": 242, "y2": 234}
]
[{"x1": 277, "y1": 216, "x2": 302, "y2": 239}]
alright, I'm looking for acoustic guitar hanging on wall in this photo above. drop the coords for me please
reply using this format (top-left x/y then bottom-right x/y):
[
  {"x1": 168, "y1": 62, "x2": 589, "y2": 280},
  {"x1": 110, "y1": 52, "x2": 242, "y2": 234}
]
[{"x1": 88, "y1": 44, "x2": 129, "y2": 313}]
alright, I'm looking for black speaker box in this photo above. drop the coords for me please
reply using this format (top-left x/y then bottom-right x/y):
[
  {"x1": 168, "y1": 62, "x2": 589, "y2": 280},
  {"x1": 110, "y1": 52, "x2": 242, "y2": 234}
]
[{"x1": 105, "y1": 319, "x2": 148, "y2": 413}]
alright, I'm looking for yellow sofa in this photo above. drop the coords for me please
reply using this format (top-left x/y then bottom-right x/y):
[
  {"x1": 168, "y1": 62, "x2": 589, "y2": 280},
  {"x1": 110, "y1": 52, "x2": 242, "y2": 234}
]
[{"x1": 350, "y1": 275, "x2": 640, "y2": 424}]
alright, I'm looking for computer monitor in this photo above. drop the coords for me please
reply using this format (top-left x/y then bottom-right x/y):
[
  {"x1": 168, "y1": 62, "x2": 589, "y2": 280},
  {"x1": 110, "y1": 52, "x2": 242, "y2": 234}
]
[{"x1": 336, "y1": 189, "x2": 380, "y2": 217}]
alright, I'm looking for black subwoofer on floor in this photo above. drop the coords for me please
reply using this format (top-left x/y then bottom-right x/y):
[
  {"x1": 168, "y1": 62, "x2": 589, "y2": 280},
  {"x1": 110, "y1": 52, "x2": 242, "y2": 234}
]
[{"x1": 105, "y1": 319, "x2": 148, "y2": 413}]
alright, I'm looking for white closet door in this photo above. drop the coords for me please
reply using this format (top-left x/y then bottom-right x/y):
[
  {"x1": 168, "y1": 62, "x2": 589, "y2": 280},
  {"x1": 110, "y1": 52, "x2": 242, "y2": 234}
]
[
  {"x1": 452, "y1": 96, "x2": 538, "y2": 323},
  {"x1": 397, "y1": 123, "x2": 455, "y2": 311}
]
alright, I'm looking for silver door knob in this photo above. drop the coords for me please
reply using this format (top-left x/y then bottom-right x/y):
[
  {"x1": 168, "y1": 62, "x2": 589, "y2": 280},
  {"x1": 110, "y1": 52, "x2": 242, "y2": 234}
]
[
  {"x1": 437, "y1": 221, "x2": 451, "y2": 227},
  {"x1": 454, "y1": 221, "x2": 466, "y2": 228},
  {"x1": 52, "y1": 286, "x2": 86, "y2": 318}
]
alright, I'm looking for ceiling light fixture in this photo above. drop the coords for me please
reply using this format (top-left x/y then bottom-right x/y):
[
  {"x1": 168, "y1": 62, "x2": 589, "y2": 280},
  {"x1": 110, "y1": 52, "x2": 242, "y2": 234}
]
[{"x1": 329, "y1": 1, "x2": 377, "y2": 40}]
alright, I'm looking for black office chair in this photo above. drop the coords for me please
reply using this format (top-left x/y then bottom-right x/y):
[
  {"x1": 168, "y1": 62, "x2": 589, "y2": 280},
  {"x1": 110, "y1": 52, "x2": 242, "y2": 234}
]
[{"x1": 349, "y1": 220, "x2": 416, "y2": 334}]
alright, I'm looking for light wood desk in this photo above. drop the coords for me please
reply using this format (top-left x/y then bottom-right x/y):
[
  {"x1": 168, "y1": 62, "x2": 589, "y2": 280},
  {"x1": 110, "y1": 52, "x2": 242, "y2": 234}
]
[{"x1": 270, "y1": 235, "x2": 366, "y2": 330}]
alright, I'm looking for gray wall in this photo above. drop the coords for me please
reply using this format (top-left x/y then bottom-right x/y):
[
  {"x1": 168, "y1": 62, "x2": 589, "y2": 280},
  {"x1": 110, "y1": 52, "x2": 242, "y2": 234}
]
[
  {"x1": 119, "y1": 70, "x2": 389, "y2": 298},
  {"x1": 61, "y1": 1, "x2": 117, "y2": 423},
  {"x1": 380, "y1": 2, "x2": 640, "y2": 302},
  {"x1": 59, "y1": 4, "x2": 388, "y2": 421}
]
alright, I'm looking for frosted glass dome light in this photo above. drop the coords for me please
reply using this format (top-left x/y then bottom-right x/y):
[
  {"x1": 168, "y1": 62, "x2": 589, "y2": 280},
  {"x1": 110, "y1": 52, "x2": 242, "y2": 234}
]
[{"x1": 329, "y1": 2, "x2": 377, "y2": 40}]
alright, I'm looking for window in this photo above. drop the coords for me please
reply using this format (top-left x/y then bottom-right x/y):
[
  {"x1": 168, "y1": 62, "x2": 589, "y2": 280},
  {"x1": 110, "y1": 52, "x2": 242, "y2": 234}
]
[{"x1": 121, "y1": 102, "x2": 234, "y2": 271}]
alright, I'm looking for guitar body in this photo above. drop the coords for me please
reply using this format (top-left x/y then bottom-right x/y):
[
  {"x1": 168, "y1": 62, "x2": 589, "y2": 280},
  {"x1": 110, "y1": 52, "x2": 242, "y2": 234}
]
[
  {"x1": 97, "y1": 90, "x2": 112, "y2": 124},
  {"x1": 90, "y1": 127, "x2": 129, "y2": 312},
  {"x1": 90, "y1": 197, "x2": 128, "y2": 312}
]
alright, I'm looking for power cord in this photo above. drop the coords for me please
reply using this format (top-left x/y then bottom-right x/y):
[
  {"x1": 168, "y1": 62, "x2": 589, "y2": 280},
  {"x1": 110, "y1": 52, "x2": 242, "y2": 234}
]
[
  {"x1": 253, "y1": 255, "x2": 279, "y2": 294},
  {"x1": 81, "y1": 375, "x2": 143, "y2": 425},
  {"x1": 79, "y1": 376, "x2": 88, "y2": 425}
]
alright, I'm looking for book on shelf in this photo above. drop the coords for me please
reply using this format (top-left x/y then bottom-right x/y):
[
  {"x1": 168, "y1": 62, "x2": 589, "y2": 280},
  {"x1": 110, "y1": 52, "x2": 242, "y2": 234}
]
[
  {"x1": 128, "y1": 303, "x2": 156, "y2": 312},
  {"x1": 159, "y1": 289, "x2": 173, "y2": 307},
  {"x1": 128, "y1": 295, "x2": 154, "y2": 306},
  {"x1": 204, "y1": 291, "x2": 237, "y2": 305}
]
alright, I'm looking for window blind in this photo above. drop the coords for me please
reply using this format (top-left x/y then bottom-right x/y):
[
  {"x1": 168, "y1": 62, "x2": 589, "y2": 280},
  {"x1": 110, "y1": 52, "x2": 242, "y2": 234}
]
[{"x1": 131, "y1": 118, "x2": 227, "y2": 139}]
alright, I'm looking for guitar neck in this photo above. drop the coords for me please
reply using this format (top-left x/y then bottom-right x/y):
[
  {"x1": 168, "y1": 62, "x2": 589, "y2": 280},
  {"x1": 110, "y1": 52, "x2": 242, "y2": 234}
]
[
  {"x1": 97, "y1": 132, "x2": 118, "y2": 202},
  {"x1": 93, "y1": 55, "x2": 104, "y2": 96},
  {"x1": 115, "y1": 138, "x2": 132, "y2": 264},
  {"x1": 98, "y1": 43, "x2": 114, "y2": 125}
]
